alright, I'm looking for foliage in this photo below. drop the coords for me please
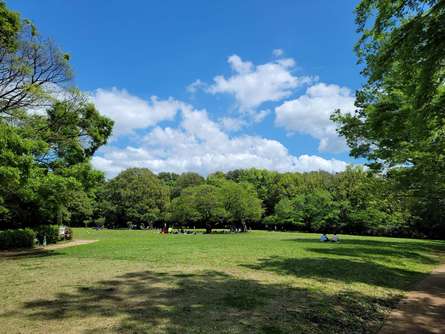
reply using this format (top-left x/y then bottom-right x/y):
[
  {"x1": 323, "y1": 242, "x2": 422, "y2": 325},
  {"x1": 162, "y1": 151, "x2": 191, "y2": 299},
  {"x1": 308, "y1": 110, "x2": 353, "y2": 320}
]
[
  {"x1": 172, "y1": 172, "x2": 205, "y2": 197},
  {"x1": 275, "y1": 190, "x2": 339, "y2": 232},
  {"x1": 169, "y1": 184, "x2": 226, "y2": 233},
  {"x1": 0, "y1": 227, "x2": 35, "y2": 249},
  {"x1": 33, "y1": 224, "x2": 59, "y2": 244},
  {"x1": 331, "y1": 0, "x2": 445, "y2": 236},
  {"x1": 227, "y1": 168, "x2": 281, "y2": 215},
  {"x1": 220, "y1": 180, "x2": 263, "y2": 231},
  {"x1": 0, "y1": 1, "x2": 20, "y2": 51},
  {"x1": 157, "y1": 172, "x2": 179, "y2": 188},
  {"x1": 0, "y1": 2, "x2": 113, "y2": 230},
  {"x1": 99, "y1": 168, "x2": 169, "y2": 228}
]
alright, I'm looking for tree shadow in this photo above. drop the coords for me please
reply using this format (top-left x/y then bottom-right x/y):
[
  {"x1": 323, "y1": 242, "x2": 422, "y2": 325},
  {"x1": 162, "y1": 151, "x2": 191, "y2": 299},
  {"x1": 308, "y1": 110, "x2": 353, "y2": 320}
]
[
  {"x1": 21, "y1": 270, "x2": 397, "y2": 334},
  {"x1": 283, "y1": 237, "x2": 445, "y2": 254},
  {"x1": 0, "y1": 249, "x2": 61, "y2": 259},
  {"x1": 243, "y1": 257, "x2": 425, "y2": 290},
  {"x1": 305, "y1": 246, "x2": 438, "y2": 265}
]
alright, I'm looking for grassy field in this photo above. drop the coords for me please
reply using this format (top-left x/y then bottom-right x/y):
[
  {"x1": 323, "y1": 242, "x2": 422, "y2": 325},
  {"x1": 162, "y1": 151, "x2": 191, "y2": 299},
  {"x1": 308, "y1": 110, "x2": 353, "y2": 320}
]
[{"x1": 1, "y1": 229, "x2": 444, "y2": 334}]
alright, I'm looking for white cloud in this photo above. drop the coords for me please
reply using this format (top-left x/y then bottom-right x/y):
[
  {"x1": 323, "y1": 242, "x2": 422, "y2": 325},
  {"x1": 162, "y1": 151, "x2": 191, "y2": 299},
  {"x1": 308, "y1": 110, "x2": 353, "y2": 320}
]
[
  {"x1": 208, "y1": 54, "x2": 313, "y2": 111},
  {"x1": 186, "y1": 79, "x2": 206, "y2": 93},
  {"x1": 275, "y1": 83, "x2": 355, "y2": 153},
  {"x1": 219, "y1": 117, "x2": 247, "y2": 132},
  {"x1": 92, "y1": 88, "x2": 186, "y2": 138},
  {"x1": 219, "y1": 109, "x2": 269, "y2": 132},
  {"x1": 93, "y1": 104, "x2": 350, "y2": 177}
]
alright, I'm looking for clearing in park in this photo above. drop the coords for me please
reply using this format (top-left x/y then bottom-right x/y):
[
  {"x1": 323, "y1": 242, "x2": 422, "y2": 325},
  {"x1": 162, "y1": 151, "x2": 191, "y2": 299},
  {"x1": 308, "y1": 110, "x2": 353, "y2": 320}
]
[{"x1": 1, "y1": 229, "x2": 444, "y2": 334}]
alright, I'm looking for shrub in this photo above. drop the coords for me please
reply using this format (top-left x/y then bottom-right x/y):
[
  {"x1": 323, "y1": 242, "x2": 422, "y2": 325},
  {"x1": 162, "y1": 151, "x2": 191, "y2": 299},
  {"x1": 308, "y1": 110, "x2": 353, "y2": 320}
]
[
  {"x1": 0, "y1": 228, "x2": 36, "y2": 249},
  {"x1": 33, "y1": 225, "x2": 59, "y2": 244}
]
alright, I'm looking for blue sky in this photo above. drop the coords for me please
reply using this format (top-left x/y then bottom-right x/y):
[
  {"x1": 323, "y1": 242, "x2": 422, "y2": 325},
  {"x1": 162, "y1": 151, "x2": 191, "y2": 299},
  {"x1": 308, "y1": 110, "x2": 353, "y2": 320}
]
[{"x1": 9, "y1": 0, "x2": 363, "y2": 176}]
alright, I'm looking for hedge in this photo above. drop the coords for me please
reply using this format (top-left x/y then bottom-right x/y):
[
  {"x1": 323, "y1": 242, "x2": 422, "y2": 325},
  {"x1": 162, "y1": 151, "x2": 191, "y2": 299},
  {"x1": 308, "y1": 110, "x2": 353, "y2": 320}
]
[{"x1": 0, "y1": 228, "x2": 36, "y2": 249}]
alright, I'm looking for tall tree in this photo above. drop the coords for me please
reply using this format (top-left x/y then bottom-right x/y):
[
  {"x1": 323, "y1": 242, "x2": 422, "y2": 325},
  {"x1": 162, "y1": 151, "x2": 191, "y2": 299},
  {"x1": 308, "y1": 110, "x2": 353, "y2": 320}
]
[
  {"x1": 102, "y1": 168, "x2": 169, "y2": 227},
  {"x1": 220, "y1": 181, "x2": 263, "y2": 232},
  {"x1": 0, "y1": 1, "x2": 113, "y2": 228},
  {"x1": 170, "y1": 184, "x2": 226, "y2": 233},
  {"x1": 331, "y1": 0, "x2": 445, "y2": 236}
]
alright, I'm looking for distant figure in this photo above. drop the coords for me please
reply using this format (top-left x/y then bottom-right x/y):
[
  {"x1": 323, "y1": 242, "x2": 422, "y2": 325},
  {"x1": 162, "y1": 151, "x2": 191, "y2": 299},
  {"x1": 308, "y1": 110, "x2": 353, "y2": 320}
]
[
  {"x1": 332, "y1": 234, "x2": 339, "y2": 242},
  {"x1": 161, "y1": 223, "x2": 168, "y2": 234},
  {"x1": 168, "y1": 227, "x2": 173, "y2": 234},
  {"x1": 320, "y1": 233, "x2": 329, "y2": 242}
]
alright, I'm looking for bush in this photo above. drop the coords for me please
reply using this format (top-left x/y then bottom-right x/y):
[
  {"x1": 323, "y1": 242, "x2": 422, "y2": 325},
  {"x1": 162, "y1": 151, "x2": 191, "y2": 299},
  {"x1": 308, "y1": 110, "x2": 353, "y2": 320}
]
[
  {"x1": 0, "y1": 228, "x2": 36, "y2": 249},
  {"x1": 33, "y1": 225, "x2": 59, "y2": 245}
]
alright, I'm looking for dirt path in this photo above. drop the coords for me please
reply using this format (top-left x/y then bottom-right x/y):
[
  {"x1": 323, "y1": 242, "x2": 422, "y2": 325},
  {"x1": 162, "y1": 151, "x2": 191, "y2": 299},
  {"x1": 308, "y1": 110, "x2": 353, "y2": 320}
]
[
  {"x1": 44, "y1": 239, "x2": 97, "y2": 250},
  {"x1": 0, "y1": 239, "x2": 97, "y2": 257},
  {"x1": 379, "y1": 262, "x2": 445, "y2": 334}
]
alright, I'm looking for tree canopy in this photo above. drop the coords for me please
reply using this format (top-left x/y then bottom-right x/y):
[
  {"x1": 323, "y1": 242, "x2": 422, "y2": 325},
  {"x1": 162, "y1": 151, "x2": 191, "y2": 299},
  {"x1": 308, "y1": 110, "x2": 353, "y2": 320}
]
[
  {"x1": 99, "y1": 168, "x2": 169, "y2": 228},
  {"x1": 0, "y1": 1, "x2": 113, "y2": 228},
  {"x1": 331, "y1": 0, "x2": 445, "y2": 235}
]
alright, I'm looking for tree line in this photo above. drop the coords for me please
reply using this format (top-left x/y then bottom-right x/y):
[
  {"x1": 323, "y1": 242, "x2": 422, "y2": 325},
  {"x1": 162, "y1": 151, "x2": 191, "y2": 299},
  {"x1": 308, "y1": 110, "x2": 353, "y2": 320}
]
[{"x1": 74, "y1": 166, "x2": 429, "y2": 237}]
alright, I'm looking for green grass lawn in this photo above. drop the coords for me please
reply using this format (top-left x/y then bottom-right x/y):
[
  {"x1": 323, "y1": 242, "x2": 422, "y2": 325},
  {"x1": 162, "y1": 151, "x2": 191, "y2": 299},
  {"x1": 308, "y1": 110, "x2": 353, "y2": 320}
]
[{"x1": 1, "y1": 229, "x2": 444, "y2": 334}]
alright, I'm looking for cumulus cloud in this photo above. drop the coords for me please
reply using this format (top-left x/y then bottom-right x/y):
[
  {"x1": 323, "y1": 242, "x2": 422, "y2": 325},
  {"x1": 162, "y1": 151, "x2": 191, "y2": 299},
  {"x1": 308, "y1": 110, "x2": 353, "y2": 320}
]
[
  {"x1": 92, "y1": 104, "x2": 349, "y2": 177},
  {"x1": 275, "y1": 83, "x2": 355, "y2": 152},
  {"x1": 92, "y1": 88, "x2": 186, "y2": 138},
  {"x1": 207, "y1": 54, "x2": 314, "y2": 112}
]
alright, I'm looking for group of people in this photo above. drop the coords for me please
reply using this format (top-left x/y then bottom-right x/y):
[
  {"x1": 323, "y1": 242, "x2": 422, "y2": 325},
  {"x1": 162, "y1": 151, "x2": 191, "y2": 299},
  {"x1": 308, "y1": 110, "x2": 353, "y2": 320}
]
[
  {"x1": 160, "y1": 224, "x2": 197, "y2": 235},
  {"x1": 320, "y1": 233, "x2": 339, "y2": 242}
]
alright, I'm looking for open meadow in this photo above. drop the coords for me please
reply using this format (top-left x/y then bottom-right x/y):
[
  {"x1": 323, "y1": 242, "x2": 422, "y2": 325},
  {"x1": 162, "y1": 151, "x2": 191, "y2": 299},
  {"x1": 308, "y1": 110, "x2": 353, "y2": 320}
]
[{"x1": 1, "y1": 229, "x2": 444, "y2": 334}]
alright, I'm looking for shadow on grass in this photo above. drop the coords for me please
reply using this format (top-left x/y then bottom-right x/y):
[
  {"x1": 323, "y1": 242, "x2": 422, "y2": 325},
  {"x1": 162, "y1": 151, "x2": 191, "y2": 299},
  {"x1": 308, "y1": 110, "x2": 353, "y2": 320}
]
[
  {"x1": 283, "y1": 237, "x2": 445, "y2": 253},
  {"x1": 243, "y1": 257, "x2": 424, "y2": 290},
  {"x1": 22, "y1": 270, "x2": 397, "y2": 334},
  {"x1": 0, "y1": 249, "x2": 61, "y2": 259},
  {"x1": 306, "y1": 246, "x2": 437, "y2": 265}
]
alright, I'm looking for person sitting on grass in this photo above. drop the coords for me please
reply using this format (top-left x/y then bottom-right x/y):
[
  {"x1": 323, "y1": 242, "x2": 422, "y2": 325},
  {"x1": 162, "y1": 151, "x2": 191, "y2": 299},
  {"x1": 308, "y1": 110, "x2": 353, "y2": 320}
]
[
  {"x1": 331, "y1": 233, "x2": 339, "y2": 242},
  {"x1": 320, "y1": 233, "x2": 329, "y2": 242}
]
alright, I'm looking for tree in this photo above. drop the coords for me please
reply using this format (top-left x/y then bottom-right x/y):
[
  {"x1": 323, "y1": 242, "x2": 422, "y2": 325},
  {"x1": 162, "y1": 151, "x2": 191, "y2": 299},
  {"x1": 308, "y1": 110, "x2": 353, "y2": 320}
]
[
  {"x1": 275, "y1": 189, "x2": 338, "y2": 232},
  {"x1": 333, "y1": 166, "x2": 409, "y2": 235},
  {"x1": 233, "y1": 168, "x2": 281, "y2": 216},
  {"x1": 0, "y1": 19, "x2": 72, "y2": 115},
  {"x1": 102, "y1": 168, "x2": 169, "y2": 227},
  {"x1": 220, "y1": 181, "x2": 263, "y2": 232},
  {"x1": 0, "y1": 121, "x2": 44, "y2": 226},
  {"x1": 28, "y1": 94, "x2": 113, "y2": 168},
  {"x1": 58, "y1": 162, "x2": 106, "y2": 226},
  {"x1": 0, "y1": 2, "x2": 113, "y2": 229},
  {"x1": 170, "y1": 184, "x2": 226, "y2": 233},
  {"x1": 331, "y1": 0, "x2": 445, "y2": 236}
]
